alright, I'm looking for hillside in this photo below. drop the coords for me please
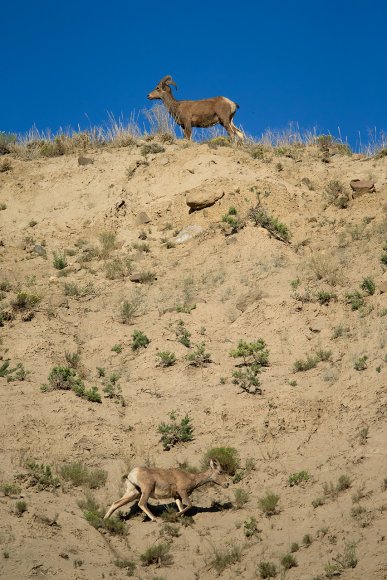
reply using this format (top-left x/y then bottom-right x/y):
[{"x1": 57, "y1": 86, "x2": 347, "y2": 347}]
[{"x1": 0, "y1": 135, "x2": 386, "y2": 580}]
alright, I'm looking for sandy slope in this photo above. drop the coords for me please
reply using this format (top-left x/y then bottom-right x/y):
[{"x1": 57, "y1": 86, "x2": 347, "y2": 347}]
[{"x1": 0, "y1": 140, "x2": 386, "y2": 579}]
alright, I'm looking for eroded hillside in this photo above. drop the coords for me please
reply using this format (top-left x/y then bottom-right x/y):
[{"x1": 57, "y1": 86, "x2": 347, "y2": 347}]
[{"x1": 0, "y1": 137, "x2": 386, "y2": 579}]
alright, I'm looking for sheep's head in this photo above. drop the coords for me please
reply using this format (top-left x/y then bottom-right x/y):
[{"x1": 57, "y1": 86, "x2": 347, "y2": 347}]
[{"x1": 147, "y1": 75, "x2": 177, "y2": 100}]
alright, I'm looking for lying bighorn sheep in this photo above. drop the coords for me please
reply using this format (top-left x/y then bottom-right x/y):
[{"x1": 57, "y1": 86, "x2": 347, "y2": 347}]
[
  {"x1": 104, "y1": 459, "x2": 229, "y2": 521},
  {"x1": 147, "y1": 75, "x2": 243, "y2": 140}
]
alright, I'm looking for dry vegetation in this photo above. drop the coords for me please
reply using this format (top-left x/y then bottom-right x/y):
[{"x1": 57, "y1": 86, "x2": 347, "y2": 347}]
[{"x1": 0, "y1": 114, "x2": 386, "y2": 579}]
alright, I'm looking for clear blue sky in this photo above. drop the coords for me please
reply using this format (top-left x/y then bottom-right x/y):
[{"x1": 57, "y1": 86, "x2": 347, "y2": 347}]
[{"x1": 1, "y1": 0, "x2": 386, "y2": 147}]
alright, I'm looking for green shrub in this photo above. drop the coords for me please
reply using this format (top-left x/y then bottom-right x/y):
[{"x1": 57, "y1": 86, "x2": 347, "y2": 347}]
[
  {"x1": 360, "y1": 277, "x2": 375, "y2": 295},
  {"x1": 25, "y1": 460, "x2": 60, "y2": 490},
  {"x1": 346, "y1": 291, "x2": 365, "y2": 311},
  {"x1": 324, "y1": 180, "x2": 349, "y2": 208},
  {"x1": 293, "y1": 355, "x2": 318, "y2": 372},
  {"x1": 202, "y1": 447, "x2": 240, "y2": 475},
  {"x1": 78, "y1": 494, "x2": 125, "y2": 534},
  {"x1": 258, "y1": 561, "x2": 277, "y2": 578},
  {"x1": 120, "y1": 292, "x2": 142, "y2": 324},
  {"x1": 0, "y1": 483, "x2": 21, "y2": 496},
  {"x1": 186, "y1": 343, "x2": 211, "y2": 367},
  {"x1": 131, "y1": 329, "x2": 150, "y2": 351},
  {"x1": 281, "y1": 554, "x2": 297, "y2": 570},
  {"x1": 209, "y1": 545, "x2": 241, "y2": 574},
  {"x1": 53, "y1": 252, "x2": 67, "y2": 270},
  {"x1": 174, "y1": 319, "x2": 191, "y2": 347},
  {"x1": 222, "y1": 207, "x2": 244, "y2": 232},
  {"x1": 15, "y1": 500, "x2": 27, "y2": 515},
  {"x1": 244, "y1": 516, "x2": 259, "y2": 538},
  {"x1": 43, "y1": 366, "x2": 101, "y2": 403},
  {"x1": 317, "y1": 290, "x2": 337, "y2": 305},
  {"x1": 232, "y1": 365, "x2": 262, "y2": 394},
  {"x1": 258, "y1": 492, "x2": 280, "y2": 516},
  {"x1": 303, "y1": 533, "x2": 312, "y2": 546},
  {"x1": 288, "y1": 470, "x2": 310, "y2": 486},
  {"x1": 156, "y1": 351, "x2": 176, "y2": 367},
  {"x1": 249, "y1": 205, "x2": 290, "y2": 242},
  {"x1": 354, "y1": 355, "x2": 368, "y2": 371},
  {"x1": 158, "y1": 412, "x2": 194, "y2": 450},
  {"x1": 230, "y1": 339, "x2": 269, "y2": 367},
  {"x1": 105, "y1": 258, "x2": 133, "y2": 279},
  {"x1": 233, "y1": 488, "x2": 249, "y2": 509},
  {"x1": 140, "y1": 143, "x2": 165, "y2": 156},
  {"x1": 12, "y1": 291, "x2": 41, "y2": 310},
  {"x1": 316, "y1": 349, "x2": 332, "y2": 362},
  {"x1": 140, "y1": 543, "x2": 172, "y2": 566},
  {"x1": 290, "y1": 542, "x2": 299, "y2": 552},
  {"x1": 114, "y1": 559, "x2": 136, "y2": 574},
  {"x1": 60, "y1": 463, "x2": 107, "y2": 488},
  {"x1": 99, "y1": 231, "x2": 117, "y2": 258}
]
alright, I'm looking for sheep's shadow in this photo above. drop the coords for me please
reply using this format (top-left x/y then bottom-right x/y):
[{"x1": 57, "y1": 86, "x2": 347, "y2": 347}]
[{"x1": 119, "y1": 500, "x2": 233, "y2": 522}]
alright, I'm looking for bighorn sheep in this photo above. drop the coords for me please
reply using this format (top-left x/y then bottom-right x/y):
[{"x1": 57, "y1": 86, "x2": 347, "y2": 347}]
[
  {"x1": 104, "y1": 459, "x2": 229, "y2": 522},
  {"x1": 147, "y1": 75, "x2": 243, "y2": 140}
]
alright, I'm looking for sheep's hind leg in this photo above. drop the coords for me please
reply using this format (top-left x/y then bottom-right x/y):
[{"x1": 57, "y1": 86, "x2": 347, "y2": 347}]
[{"x1": 104, "y1": 486, "x2": 140, "y2": 519}]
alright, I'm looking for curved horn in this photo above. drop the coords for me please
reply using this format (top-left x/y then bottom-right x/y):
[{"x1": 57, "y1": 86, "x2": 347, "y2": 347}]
[{"x1": 159, "y1": 75, "x2": 178, "y2": 89}]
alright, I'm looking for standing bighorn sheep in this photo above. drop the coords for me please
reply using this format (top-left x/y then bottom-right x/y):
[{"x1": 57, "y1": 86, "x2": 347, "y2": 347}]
[
  {"x1": 104, "y1": 459, "x2": 229, "y2": 522},
  {"x1": 147, "y1": 75, "x2": 243, "y2": 140}
]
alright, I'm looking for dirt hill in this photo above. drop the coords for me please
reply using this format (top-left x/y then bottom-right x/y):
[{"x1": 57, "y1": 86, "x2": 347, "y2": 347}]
[{"x1": 0, "y1": 136, "x2": 386, "y2": 579}]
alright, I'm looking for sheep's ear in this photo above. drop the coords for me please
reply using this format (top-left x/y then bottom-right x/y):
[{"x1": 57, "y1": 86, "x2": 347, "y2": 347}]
[{"x1": 210, "y1": 459, "x2": 220, "y2": 470}]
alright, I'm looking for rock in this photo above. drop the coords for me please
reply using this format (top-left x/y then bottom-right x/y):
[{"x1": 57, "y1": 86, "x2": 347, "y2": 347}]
[
  {"x1": 236, "y1": 290, "x2": 263, "y2": 312},
  {"x1": 379, "y1": 272, "x2": 387, "y2": 294},
  {"x1": 309, "y1": 318, "x2": 326, "y2": 333},
  {"x1": 78, "y1": 156, "x2": 94, "y2": 166},
  {"x1": 33, "y1": 244, "x2": 46, "y2": 256},
  {"x1": 186, "y1": 188, "x2": 224, "y2": 210},
  {"x1": 350, "y1": 179, "x2": 376, "y2": 196},
  {"x1": 136, "y1": 211, "x2": 151, "y2": 225},
  {"x1": 175, "y1": 225, "x2": 204, "y2": 244}
]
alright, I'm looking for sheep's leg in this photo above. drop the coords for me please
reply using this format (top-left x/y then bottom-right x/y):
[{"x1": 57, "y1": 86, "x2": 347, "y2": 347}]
[
  {"x1": 138, "y1": 489, "x2": 158, "y2": 521},
  {"x1": 104, "y1": 488, "x2": 140, "y2": 519},
  {"x1": 176, "y1": 492, "x2": 192, "y2": 516},
  {"x1": 183, "y1": 124, "x2": 192, "y2": 140},
  {"x1": 231, "y1": 122, "x2": 244, "y2": 139}
]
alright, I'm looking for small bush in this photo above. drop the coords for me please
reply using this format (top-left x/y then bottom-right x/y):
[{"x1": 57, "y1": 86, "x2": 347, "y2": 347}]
[
  {"x1": 53, "y1": 252, "x2": 68, "y2": 270},
  {"x1": 120, "y1": 291, "x2": 142, "y2": 324},
  {"x1": 354, "y1": 355, "x2": 368, "y2": 371},
  {"x1": 131, "y1": 329, "x2": 150, "y2": 351},
  {"x1": 140, "y1": 543, "x2": 172, "y2": 566},
  {"x1": 0, "y1": 483, "x2": 21, "y2": 496},
  {"x1": 293, "y1": 355, "x2": 318, "y2": 372},
  {"x1": 15, "y1": 500, "x2": 27, "y2": 515},
  {"x1": 78, "y1": 494, "x2": 125, "y2": 535},
  {"x1": 244, "y1": 516, "x2": 259, "y2": 538},
  {"x1": 324, "y1": 180, "x2": 349, "y2": 208},
  {"x1": 43, "y1": 365, "x2": 101, "y2": 403},
  {"x1": 290, "y1": 542, "x2": 299, "y2": 553},
  {"x1": 360, "y1": 277, "x2": 375, "y2": 295},
  {"x1": 232, "y1": 365, "x2": 262, "y2": 394},
  {"x1": 258, "y1": 561, "x2": 277, "y2": 578},
  {"x1": 233, "y1": 488, "x2": 249, "y2": 509},
  {"x1": 288, "y1": 470, "x2": 310, "y2": 486},
  {"x1": 186, "y1": 343, "x2": 211, "y2": 367},
  {"x1": 317, "y1": 290, "x2": 337, "y2": 305},
  {"x1": 312, "y1": 497, "x2": 325, "y2": 508},
  {"x1": 105, "y1": 258, "x2": 133, "y2": 280},
  {"x1": 336, "y1": 474, "x2": 352, "y2": 492},
  {"x1": 230, "y1": 339, "x2": 269, "y2": 367},
  {"x1": 25, "y1": 460, "x2": 60, "y2": 490},
  {"x1": 222, "y1": 207, "x2": 244, "y2": 233},
  {"x1": 281, "y1": 554, "x2": 297, "y2": 570},
  {"x1": 258, "y1": 492, "x2": 280, "y2": 516},
  {"x1": 316, "y1": 349, "x2": 332, "y2": 362},
  {"x1": 99, "y1": 231, "x2": 117, "y2": 258},
  {"x1": 111, "y1": 343, "x2": 122, "y2": 354},
  {"x1": 60, "y1": 463, "x2": 107, "y2": 488},
  {"x1": 140, "y1": 142, "x2": 165, "y2": 156},
  {"x1": 114, "y1": 559, "x2": 136, "y2": 575},
  {"x1": 346, "y1": 291, "x2": 365, "y2": 311},
  {"x1": 156, "y1": 351, "x2": 176, "y2": 367},
  {"x1": 209, "y1": 545, "x2": 241, "y2": 574},
  {"x1": 12, "y1": 291, "x2": 40, "y2": 310},
  {"x1": 303, "y1": 533, "x2": 312, "y2": 546},
  {"x1": 133, "y1": 242, "x2": 150, "y2": 253},
  {"x1": 174, "y1": 320, "x2": 191, "y2": 347},
  {"x1": 158, "y1": 412, "x2": 194, "y2": 450},
  {"x1": 202, "y1": 447, "x2": 240, "y2": 475},
  {"x1": 249, "y1": 205, "x2": 290, "y2": 242}
]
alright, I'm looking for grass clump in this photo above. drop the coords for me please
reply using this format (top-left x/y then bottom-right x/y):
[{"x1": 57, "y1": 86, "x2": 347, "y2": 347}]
[
  {"x1": 53, "y1": 252, "x2": 68, "y2": 270},
  {"x1": 24, "y1": 460, "x2": 60, "y2": 490},
  {"x1": 258, "y1": 561, "x2": 277, "y2": 578},
  {"x1": 360, "y1": 277, "x2": 375, "y2": 295},
  {"x1": 78, "y1": 494, "x2": 125, "y2": 535},
  {"x1": 346, "y1": 290, "x2": 365, "y2": 311},
  {"x1": 114, "y1": 559, "x2": 136, "y2": 575},
  {"x1": 174, "y1": 319, "x2": 191, "y2": 347},
  {"x1": 186, "y1": 342, "x2": 211, "y2": 367},
  {"x1": 0, "y1": 361, "x2": 29, "y2": 382},
  {"x1": 354, "y1": 355, "x2": 368, "y2": 371},
  {"x1": 202, "y1": 447, "x2": 240, "y2": 476},
  {"x1": 15, "y1": 500, "x2": 27, "y2": 515},
  {"x1": 105, "y1": 257, "x2": 133, "y2": 280},
  {"x1": 222, "y1": 207, "x2": 244, "y2": 233},
  {"x1": 0, "y1": 483, "x2": 21, "y2": 496},
  {"x1": 281, "y1": 554, "x2": 297, "y2": 570},
  {"x1": 317, "y1": 290, "x2": 337, "y2": 305},
  {"x1": 233, "y1": 488, "x2": 249, "y2": 509},
  {"x1": 140, "y1": 142, "x2": 165, "y2": 156},
  {"x1": 293, "y1": 355, "x2": 318, "y2": 372},
  {"x1": 288, "y1": 470, "x2": 310, "y2": 486},
  {"x1": 324, "y1": 179, "x2": 349, "y2": 208},
  {"x1": 209, "y1": 545, "x2": 241, "y2": 574},
  {"x1": 249, "y1": 204, "x2": 291, "y2": 242},
  {"x1": 158, "y1": 412, "x2": 194, "y2": 450},
  {"x1": 42, "y1": 365, "x2": 101, "y2": 403},
  {"x1": 323, "y1": 474, "x2": 352, "y2": 499},
  {"x1": 120, "y1": 290, "x2": 142, "y2": 324},
  {"x1": 60, "y1": 463, "x2": 107, "y2": 489},
  {"x1": 244, "y1": 516, "x2": 259, "y2": 538},
  {"x1": 131, "y1": 329, "x2": 150, "y2": 351},
  {"x1": 258, "y1": 492, "x2": 280, "y2": 516},
  {"x1": 140, "y1": 543, "x2": 172, "y2": 567},
  {"x1": 99, "y1": 231, "x2": 117, "y2": 258},
  {"x1": 156, "y1": 351, "x2": 176, "y2": 367},
  {"x1": 12, "y1": 291, "x2": 41, "y2": 310}
]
